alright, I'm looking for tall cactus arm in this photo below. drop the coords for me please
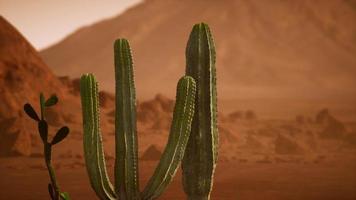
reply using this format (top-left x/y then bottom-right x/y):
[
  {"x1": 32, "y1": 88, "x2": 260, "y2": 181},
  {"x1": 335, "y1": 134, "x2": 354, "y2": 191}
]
[
  {"x1": 182, "y1": 23, "x2": 218, "y2": 200},
  {"x1": 141, "y1": 76, "x2": 197, "y2": 200},
  {"x1": 114, "y1": 39, "x2": 140, "y2": 200},
  {"x1": 80, "y1": 74, "x2": 116, "y2": 200}
]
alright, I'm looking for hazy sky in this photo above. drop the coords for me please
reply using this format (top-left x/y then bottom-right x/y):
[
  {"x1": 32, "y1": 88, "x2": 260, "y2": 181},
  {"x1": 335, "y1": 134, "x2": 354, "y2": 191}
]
[{"x1": 0, "y1": 0, "x2": 142, "y2": 50}]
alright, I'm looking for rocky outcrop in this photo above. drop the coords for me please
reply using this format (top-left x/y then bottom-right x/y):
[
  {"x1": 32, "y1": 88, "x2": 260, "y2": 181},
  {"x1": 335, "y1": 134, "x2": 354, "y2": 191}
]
[
  {"x1": 275, "y1": 134, "x2": 305, "y2": 155},
  {"x1": 137, "y1": 94, "x2": 174, "y2": 130}
]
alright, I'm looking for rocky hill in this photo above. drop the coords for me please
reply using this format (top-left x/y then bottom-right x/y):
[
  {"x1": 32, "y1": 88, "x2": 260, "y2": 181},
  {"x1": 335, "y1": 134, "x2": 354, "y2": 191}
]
[{"x1": 0, "y1": 16, "x2": 71, "y2": 156}]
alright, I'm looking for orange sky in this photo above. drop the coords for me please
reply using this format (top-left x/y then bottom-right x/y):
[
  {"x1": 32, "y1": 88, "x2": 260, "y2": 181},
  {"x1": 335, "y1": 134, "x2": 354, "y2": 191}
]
[{"x1": 0, "y1": 0, "x2": 142, "y2": 50}]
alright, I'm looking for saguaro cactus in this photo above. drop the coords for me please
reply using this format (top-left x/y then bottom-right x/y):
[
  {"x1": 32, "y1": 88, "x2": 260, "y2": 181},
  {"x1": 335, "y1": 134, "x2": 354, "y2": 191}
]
[
  {"x1": 182, "y1": 23, "x2": 218, "y2": 200},
  {"x1": 80, "y1": 39, "x2": 196, "y2": 200}
]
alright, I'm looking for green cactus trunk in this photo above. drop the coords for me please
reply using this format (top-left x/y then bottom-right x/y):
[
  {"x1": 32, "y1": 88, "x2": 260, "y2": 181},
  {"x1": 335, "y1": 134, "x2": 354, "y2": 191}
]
[
  {"x1": 182, "y1": 23, "x2": 218, "y2": 200},
  {"x1": 141, "y1": 76, "x2": 196, "y2": 200},
  {"x1": 114, "y1": 39, "x2": 140, "y2": 200},
  {"x1": 80, "y1": 38, "x2": 197, "y2": 200},
  {"x1": 80, "y1": 74, "x2": 117, "y2": 200}
]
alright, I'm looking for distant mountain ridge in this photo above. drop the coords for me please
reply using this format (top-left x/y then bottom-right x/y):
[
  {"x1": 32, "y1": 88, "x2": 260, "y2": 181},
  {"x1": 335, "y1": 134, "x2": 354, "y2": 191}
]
[{"x1": 40, "y1": 0, "x2": 356, "y2": 100}]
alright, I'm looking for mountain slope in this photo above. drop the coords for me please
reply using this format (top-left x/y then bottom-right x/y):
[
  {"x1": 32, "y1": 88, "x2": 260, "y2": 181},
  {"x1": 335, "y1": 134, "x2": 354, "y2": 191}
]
[
  {"x1": 0, "y1": 16, "x2": 76, "y2": 156},
  {"x1": 41, "y1": 0, "x2": 356, "y2": 100}
]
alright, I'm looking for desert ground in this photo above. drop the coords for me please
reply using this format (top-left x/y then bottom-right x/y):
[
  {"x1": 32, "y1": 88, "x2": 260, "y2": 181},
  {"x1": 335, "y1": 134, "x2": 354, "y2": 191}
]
[
  {"x1": 1, "y1": 101, "x2": 356, "y2": 200},
  {"x1": 1, "y1": 149, "x2": 355, "y2": 200}
]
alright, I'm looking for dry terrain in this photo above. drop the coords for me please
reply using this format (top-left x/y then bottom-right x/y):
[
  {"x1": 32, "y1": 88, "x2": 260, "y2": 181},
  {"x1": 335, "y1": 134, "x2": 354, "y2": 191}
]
[
  {"x1": 1, "y1": 142, "x2": 355, "y2": 200},
  {"x1": 1, "y1": 0, "x2": 356, "y2": 199}
]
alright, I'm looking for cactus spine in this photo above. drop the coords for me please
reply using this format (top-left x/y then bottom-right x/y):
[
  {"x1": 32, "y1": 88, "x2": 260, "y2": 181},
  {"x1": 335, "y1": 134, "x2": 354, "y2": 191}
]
[
  {"x1": 80, "y1": 39, "x2": 196, "y2": 200},
  {"x1": 182, "y1": 23, "x2": 218, "y2": 200}
]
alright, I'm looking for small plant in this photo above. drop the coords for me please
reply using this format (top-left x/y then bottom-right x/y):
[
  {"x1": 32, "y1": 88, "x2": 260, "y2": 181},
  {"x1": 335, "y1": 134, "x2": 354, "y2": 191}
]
[{"x1": 24, "y1": 93, "x2": 70, "y2": 200}]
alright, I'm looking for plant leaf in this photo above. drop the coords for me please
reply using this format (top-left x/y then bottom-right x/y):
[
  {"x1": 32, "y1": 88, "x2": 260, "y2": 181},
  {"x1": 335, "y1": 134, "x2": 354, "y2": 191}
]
[
  {"x1": 38, "y1": 120, "x2": 48, "y2": 142},
  {"x1": 51, "y1": 126, "x2": 69, "y2": 145},
  {"x1": 23, "y1": 103, "x2": 40, "y2": 121},
  {"x1": 45, "y1": 94, "x2": 58, "y2": 107},
  {"x1": 60, "y1": 192, "x2": 70, "y2": 200}
]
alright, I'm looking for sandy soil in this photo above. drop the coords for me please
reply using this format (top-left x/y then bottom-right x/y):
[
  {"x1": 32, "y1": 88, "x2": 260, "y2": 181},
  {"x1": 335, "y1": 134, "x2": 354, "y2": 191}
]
[{"x1": 1, "y1": 155, "x2": 355, "y2": 200}]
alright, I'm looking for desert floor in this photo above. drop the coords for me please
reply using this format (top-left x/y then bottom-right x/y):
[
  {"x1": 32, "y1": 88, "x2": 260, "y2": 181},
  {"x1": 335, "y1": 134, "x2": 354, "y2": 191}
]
[{"x1": 1, "y1": 155, "x2": 355, "y2": 200}]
